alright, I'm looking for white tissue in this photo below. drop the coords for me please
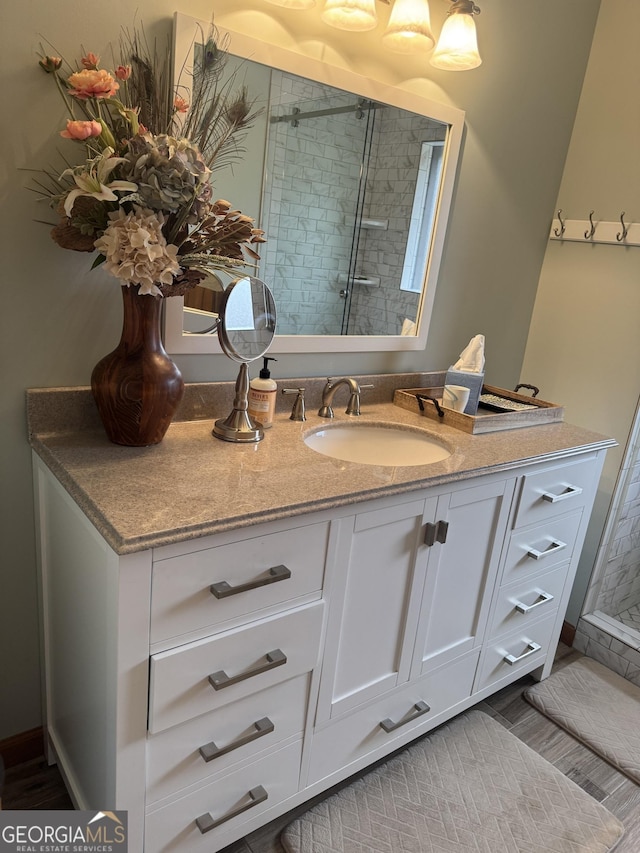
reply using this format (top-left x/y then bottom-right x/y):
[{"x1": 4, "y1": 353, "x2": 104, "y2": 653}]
[{"x1": 452, "y1": 334, "x2": 485, "y2": 373}]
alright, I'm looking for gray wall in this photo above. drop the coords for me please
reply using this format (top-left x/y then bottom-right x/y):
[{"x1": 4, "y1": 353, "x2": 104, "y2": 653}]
[
  {"x1": 521, "y1": 0, "x2": 640, "y2": 625},
  {"x1": 0, "y1": 0, "x2": 600, "y2": 740}
]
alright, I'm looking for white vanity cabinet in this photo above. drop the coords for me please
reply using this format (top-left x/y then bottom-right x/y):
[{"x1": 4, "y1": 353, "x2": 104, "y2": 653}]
[{"x1": 32, "y1": 442, "x2": 606, "y2": 853}]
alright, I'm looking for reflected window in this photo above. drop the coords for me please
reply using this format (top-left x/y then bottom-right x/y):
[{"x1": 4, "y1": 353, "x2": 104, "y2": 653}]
[{"x1": 400, "y1": 141, "x2": 444, "y2": 294}]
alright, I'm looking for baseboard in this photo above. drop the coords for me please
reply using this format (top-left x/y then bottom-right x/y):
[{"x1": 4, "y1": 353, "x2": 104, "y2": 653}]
[
  {"x1": 560, "y1": 620, "x2": 576, "y2": 647},
  {"x1": 0, "y1": 727, "x2": 44, "y2": 768}
]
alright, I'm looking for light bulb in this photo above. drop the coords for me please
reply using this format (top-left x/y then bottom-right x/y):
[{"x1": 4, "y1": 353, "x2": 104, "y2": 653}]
[
  {"x1": 382, "y1": 0, "x2": 434, "y2": 54},
  {"x1": 321, "y1": 0, "x2": 377, "y2": 32},
  {"x1": 430, "y1": 11, "x2": 481, "y2": 70}
]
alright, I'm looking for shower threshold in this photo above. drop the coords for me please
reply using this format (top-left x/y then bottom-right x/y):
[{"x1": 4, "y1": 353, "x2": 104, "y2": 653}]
[{"x1": 582, "y1": 609, "x2": 640, "y2": 651}]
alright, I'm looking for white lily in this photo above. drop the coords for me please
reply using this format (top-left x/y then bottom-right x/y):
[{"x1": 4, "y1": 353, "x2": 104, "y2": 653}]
[{"x1": 61, "y1": 147, "x2": 137, "y2": 217}]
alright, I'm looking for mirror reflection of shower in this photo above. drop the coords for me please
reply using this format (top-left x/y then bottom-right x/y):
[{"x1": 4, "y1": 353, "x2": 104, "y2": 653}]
[{"x1": 259, "y1": 70, "x2": 447, "y2": 337}]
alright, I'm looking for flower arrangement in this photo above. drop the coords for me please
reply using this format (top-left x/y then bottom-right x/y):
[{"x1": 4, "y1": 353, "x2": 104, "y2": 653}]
[{"x1": 35, "y1": 24, "x2": 265, "y2": 297}]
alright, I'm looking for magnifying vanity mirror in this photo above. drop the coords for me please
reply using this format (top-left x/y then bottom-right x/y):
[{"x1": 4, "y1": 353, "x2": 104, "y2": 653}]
[
  {"x1": 165, "y1": 12, "x2": 465, "y2": 355},
  {"x1": 212, "y1": 276, "x2": 277, "y2": 443}
]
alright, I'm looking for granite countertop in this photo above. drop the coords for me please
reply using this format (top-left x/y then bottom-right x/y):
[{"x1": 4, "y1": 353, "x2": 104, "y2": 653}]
[{"x1": 27, "y1": 374, "x2": 615, "y2": 555}]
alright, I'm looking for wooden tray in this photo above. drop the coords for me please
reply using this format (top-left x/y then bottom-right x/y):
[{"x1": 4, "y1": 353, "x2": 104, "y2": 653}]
[{"x1": 393, "y1": 384, "x2": 564, "y2": 434}]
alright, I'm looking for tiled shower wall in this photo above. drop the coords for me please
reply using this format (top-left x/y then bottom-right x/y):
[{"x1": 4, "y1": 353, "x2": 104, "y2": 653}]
[
  {"x1": 259, "y1": 72, "x2": 446, "y2": 337},
  {"x1": 349, "y1": 109, "x2": 446, "y2": 337},
  {"x1": 260, "y1": 71, "x2": 365, "y2": 335},
  {"x1": 574, "y1": 407, "x2": 640, "y2": 684},
  {"x1": 591, "y1": 430, "x2": 640, "y2": 616}
]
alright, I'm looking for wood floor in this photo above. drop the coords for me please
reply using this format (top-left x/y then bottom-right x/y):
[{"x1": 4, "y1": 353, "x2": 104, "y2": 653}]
[{"x1": 3, "y1": 644, "x2": 640, "y2": 852}]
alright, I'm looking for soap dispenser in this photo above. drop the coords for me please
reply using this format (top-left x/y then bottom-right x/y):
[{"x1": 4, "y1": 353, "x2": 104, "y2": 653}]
[{"x1": 248, "y1": 357, "x2": 278, "y2": 429}]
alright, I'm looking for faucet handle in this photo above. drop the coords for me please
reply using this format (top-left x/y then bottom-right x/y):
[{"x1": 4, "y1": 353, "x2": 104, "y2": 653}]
[
  {"x1": 282, "y1": 388, "x2": 306, "y2": 421},
  {"x1": 345, "y1": 383, "x2": 373, "y2": 416}
]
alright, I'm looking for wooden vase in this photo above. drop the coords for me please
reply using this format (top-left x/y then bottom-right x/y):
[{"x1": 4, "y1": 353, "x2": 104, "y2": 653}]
[{"x1": 91, "y1": 286, "x2": 185, "y2": 446}]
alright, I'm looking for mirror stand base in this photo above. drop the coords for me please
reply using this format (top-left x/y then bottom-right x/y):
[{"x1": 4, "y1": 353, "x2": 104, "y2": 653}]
[
  {"x1": 212, "y1": 361, "x2": 265, "y2": 443},
  {"x1": 212, "y1": 410, "x2": 264, "y2": 443}
]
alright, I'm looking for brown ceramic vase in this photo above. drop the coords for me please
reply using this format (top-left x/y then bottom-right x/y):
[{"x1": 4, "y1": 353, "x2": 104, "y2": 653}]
[{"x1": 91, "y1": 285, "x2": 184, "y2": 446}]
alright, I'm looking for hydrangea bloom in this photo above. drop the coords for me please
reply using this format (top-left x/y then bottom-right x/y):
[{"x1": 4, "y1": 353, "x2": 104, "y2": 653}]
[{"x1": 94, "y1": 207, "x2": 181, "y2": 296}]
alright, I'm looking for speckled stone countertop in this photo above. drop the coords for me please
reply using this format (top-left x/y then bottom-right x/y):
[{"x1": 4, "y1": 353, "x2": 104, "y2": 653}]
[{"x1": 27, "y1": 373, "x2": 615, "y2": 556}]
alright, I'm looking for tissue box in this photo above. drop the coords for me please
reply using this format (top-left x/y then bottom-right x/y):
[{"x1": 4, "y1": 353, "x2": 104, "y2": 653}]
[{"x1": 445, "y1": 368, "x2": 484, "y2": 415}]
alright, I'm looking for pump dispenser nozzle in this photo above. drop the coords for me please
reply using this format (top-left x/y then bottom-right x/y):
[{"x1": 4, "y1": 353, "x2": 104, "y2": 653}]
[{"x1": 259, "y1": 357, "x2": 277, "y2": 379}]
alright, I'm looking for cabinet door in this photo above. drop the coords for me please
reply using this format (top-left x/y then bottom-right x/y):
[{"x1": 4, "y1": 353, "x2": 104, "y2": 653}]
[
  {"x1": 317, "y1": 497, "x2": 438, "y2": 721},
  {"x1": 412, "y1": 478, "x2": 515, "y2": 677}
]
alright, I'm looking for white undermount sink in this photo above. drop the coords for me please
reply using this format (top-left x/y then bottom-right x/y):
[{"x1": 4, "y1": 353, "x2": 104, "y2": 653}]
[{"x1": 303, "y1": 423, "x2": 452, "y2": 466}]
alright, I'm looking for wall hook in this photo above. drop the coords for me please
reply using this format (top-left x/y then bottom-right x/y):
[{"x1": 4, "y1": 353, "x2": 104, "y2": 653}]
[
  {"x1": 553, "y1": 209, "x2": 566, "y2": 237},
  {"x1": 584, "y1": 210, "x2": 596, "y2": 240},
  {"x1": 616, "y1": 212, "x2": 629, "y2": 242}
]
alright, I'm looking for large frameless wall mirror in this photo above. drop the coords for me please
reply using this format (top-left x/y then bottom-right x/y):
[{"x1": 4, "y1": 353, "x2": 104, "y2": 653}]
[{"x1": 165, "y1": 12, "x2": 465, "y2": 355}]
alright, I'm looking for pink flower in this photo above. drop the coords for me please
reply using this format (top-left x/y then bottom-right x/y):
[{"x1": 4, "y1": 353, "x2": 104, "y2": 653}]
[
  {"x1": 115, "y1": 64, "x2": 131, "y2": 81},
  {"x1": 38, "y1": 55, "x2": 62, "y2": 73},
  {"x1": 173, "y1": 95, "x2": 189, "y2": 114},
  {"x1": 81, "y1": 52, "x2": 100, "y2": 70},
  {"x1": 68, "y1": 69, "x2": 119, "y2": 100},
  {"x1": 60, "y1": 119, "x2": 103, "y2": 140}
]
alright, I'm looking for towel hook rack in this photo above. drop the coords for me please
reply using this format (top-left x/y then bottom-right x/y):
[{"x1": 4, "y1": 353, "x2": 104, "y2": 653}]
[
  {"x1": 616, "y1": 212, "x2": 629, "y2": 242},
  {"x1": 553, "y1": 209, "x2": 566, "y2": 238},
  {"x1": 584, "y1": 210, "x2": 596, "y2": 240}
]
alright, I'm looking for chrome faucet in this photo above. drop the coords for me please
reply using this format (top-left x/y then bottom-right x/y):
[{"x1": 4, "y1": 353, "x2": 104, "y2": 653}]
[{"x1": 318, "y1": 377, "x2": 372, "y2": 418}]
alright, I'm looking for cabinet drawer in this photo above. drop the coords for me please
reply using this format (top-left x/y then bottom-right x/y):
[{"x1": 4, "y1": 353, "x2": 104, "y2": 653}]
[
  {"x1": 151, "y1": 521, "x2": 329, "y2": 644},
  {"x1": 149, "y1": 601, "x2": 324, "y2": 733},
  {"x1": 514, "y1": 456, "x2": 597, "y2": 528},
  {"x1": 475, "y1": 614, "x2": 556, "y2": 693},
  {"x1": 145, "y1": 739, "x2": 302, "y2": 853},
  {"x1": 502, "y1": 512, "x2": 582, "y2": 584},
  {"x1": 308, "y1": 650, "x2": 479, "y2": 785},
  {"x1": 147, "y1": 674, "x2": 310, "y2": 804},
  {"x1": 488, "y1": 566, "x2": 567, "y2": 640}
]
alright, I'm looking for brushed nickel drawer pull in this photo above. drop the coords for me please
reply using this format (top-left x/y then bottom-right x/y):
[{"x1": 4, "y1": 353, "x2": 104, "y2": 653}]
[
  {"x1": 541, "y1": 484, "x2": 583, "y2": 503},
  {"x1": 199, "y1": 717, "x2": 275, "y2": 762},
  {"x1": 503, "y1": 641, "x2": 542, "y2": 665},
  {"x1": 424, "y1": 520, "x2": 448, "y2": 547},
  {"x1": 514, "y1": 590, "x2": 554, "y2": 614},
  {"x1": 380, "y1": 700, "x2": 431, "y2": 733},
  {"x1": 527, "y1": 539, "x2": 567, "y2": 560},
  {"x1": 209, "y1": 649, "x2": 287, "y2": 690},
  {"x1": 210, "y1": 565, "x2": 291, "y2": 599},
  {"x1": 196, "y1": 785, "x2": 268, "y2": 833}
]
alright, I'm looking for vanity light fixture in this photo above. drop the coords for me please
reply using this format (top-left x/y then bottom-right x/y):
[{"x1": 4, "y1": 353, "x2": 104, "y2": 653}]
[
  {"x1": 264, "y1": 0, "x2": 482, "y2": 69},
  {"x1": 382, "y1": 0, "x2": 435, "y2": 53},
  {"x1": 321, "y1": 0, "x2": 378, "y2": 31},
  {"x1": 430, "y1": 0, "x2": 482, "y2": 70},
  {"x1": 263, "y1": 0, "x2": 317, "y2": 8}
]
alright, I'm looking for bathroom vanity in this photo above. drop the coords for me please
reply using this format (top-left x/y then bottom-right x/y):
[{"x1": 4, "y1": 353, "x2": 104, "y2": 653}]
[{"x1": 28, "y1": 377, "x2": 615, "y2": 852}]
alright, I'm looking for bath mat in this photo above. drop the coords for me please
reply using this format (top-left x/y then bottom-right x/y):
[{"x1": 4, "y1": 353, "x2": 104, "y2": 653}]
[
  {"x1": 281, "y1": 710, "x2": 623, "y2": 853},
  {"x1": 525, "y1": 655, "x2": 640, "y2": 784}
]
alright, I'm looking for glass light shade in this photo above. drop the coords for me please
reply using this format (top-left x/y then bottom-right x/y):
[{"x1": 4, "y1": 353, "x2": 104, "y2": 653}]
[
  {"x1": 264, "y1": 0, "x2": 316, "y2": 7},
  {"x1": 321, "y1": 0, "x2": 377, "y2": 32},
  {"x1": 382, "y1": 0, "x2": 435, "y2": 53},
  {"x1": 430, "y1": 12, "x2": 481, "y2": 70}
]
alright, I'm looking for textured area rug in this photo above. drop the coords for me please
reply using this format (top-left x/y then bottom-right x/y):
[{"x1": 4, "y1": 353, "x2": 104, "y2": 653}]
[
  {"x1": 525, "y1": 655, "x2": 640, "y2": 784},
  {"x1": 281, "y1": 711, "x2": 623, "y2": 853}
]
